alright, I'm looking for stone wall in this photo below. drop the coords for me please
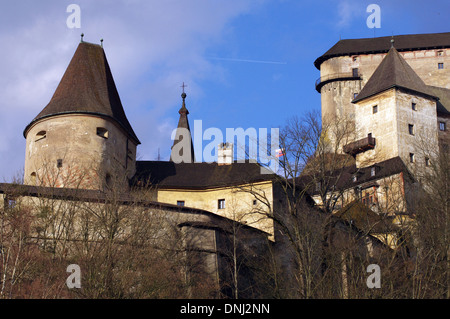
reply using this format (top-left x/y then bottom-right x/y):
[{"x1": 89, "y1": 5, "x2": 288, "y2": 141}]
[{"x1": 24, "y1": 114, "x2": 137, "y2": 190}]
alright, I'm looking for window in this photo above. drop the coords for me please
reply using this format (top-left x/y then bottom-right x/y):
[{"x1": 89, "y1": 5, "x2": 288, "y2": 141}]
[
  {"x1": 30, "y1": 172, "x2": 37, "y2": 185},
  {"x1": 253, "y1": 199, "x2": 257, "y2": 206},
  {"x1": 370, "y1": 167, "x2": 376, "y2": 177},
  {"x1": 412, "y1": 102, "x2": 417, "y2": 111},
  {"x1": 7, "y1": 199, "x2": 16, "y2": 209},
  {"x1": 105, "y1": 174, "x2": 112, "y2": 187},
  {"x1": 352, "y1": 175, "x2": 358, "y2": 182},
  {"x1": 409, "y1": 153, "x2": 415, "y2": 163},
  {"x1": 425, "y1": 157, "x2": 430, "y2": 167},
  {"x1": 408, "y1": 124, "x2": 414, "y2": 135},
  {"x1": 352, "y1": 68, "x2": 359, "y2": 77},
  {"x1": 437, "y1": 51, "x2": 443, "y2": 56},
  {"x1": 353, "y1": 93, "x2": 358, "y2": 99},
  {"x1": 177, "y1": 201, "x2": 185, "y2": 207},
  {"x1": 439, "y1": 121, "x2": 446, "y2": 131},
  {"x1": 96, "y1": 127, "x2": 109, "y2": 139},
  {"x1": 373, "y1": 105, "x2": 378, "y2": 114},
  {"x1": 35, "y1": 130, "x2": 46, "y2": 142},
  {"x1": 362, "y1": 192, "x2": 376, "y2": 207},
  {"x1": 438, "y1": 63, "x2": 444, "y2": 69},
  {"x1": 352, "y1": 56, "x2": 358, "y2": 62},
  {"x1": 218, "y1": 199, "x2": 225, "y2": 209},
  {"x1": 57, "y1": 159, "x2": 63, "y2": 168}
]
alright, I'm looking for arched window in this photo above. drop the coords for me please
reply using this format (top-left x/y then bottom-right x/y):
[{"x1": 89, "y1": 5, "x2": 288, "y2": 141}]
[
  {"x1": 30, "y1": 172, "x2": 37, "y2": 185},
  {"x1": 97, "y1": 127, "x2": 109, "y2": 139},
  {"x1": 35, "y1": 131, "x2": 46, "y2": 142}
]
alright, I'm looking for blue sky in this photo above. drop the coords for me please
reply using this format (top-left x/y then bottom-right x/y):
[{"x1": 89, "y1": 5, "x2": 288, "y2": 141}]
[{"x1": 0, "y1": 0, "x2": 449, "y2": 180}]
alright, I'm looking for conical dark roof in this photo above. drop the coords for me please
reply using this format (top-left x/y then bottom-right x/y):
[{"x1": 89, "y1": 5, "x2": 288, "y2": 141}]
[
  {"x1": 24, "y1": 41, "x2": 140, "y2": 144},
  {"x1": 352, "y1": 47, "x2": 437, "y2": 103}
]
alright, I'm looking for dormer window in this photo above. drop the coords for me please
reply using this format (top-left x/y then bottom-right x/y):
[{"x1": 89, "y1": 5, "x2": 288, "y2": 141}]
[
  {"x1": 35, "y1": 131, "x2": 47, "y2": 142},
  {"x1": 97, "y1": 127, "x2": 109, "y2": 139}
]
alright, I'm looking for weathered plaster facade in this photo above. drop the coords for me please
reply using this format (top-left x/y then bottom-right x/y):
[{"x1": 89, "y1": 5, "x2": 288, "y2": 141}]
[{"x1": 24, "y1": 114, "x2": 137, "y2": 190}]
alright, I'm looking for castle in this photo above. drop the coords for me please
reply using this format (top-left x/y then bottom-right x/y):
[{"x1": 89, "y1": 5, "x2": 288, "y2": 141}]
[
  {"x1": 1, "y1": 31, "x2": 449, "y2": 298},
  {"x1": 312, "y1": 33, "x2": 449, "y2": 225}
]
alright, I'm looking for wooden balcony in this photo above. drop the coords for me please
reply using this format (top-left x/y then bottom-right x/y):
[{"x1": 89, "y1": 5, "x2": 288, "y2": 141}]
[{"x1": 343, "y1": 134, "x2": 376, "y2": 156}]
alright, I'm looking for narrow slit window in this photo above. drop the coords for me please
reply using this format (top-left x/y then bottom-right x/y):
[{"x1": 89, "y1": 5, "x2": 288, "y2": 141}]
[
  {"x1": 97, "y1": 127, "x2": 109, "y2": 139},
  {"x1": 409, "y1": 153, "x2": 415, "y2": 163},
  {"x1": 218, "y1": 199, "x2": 225, "y2": 209},
  {"x1": 412, "y1": 102, "x2": 417, "y2": 111},
  {"x1": 408, "y1": 124, "x2": 414, "y2": 135},
  {"x1": 425, "y1": 157, "x2": 430, "y2": 167},
  {"x1": 35, "y1": 131, "x2": 47, "y2": 142},
  {"x1": 57, "y1": 159, "x2": 63, "y2": 168},
  {"x1": 439, "y1": 122, "x2": 446, "y2": 131}
]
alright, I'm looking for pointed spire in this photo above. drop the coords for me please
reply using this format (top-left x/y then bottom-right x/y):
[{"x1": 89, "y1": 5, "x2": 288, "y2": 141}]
[{"x1": 170, "y1": 86, "x2": 195, "y2": 163}]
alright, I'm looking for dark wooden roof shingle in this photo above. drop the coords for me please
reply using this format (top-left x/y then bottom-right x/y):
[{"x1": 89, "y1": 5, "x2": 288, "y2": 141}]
[
  {"x1": 352, "y1": 47, "x2": 437, "y2": 103},
  {"x1": 24, "y1": 42, "x2": 140, "y2": 144},
  {"x1": 314, "y1": 32, "x2": 450, "y2": 69},
  {"x1": 133, "y1": 161, "x2": 276, "y2": 189}
]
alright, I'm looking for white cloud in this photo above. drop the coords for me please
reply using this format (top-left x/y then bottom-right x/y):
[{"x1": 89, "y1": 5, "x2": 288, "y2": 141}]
[
  {"x1": 336, "y1": 0, "x2": 364, "y2": 28},
  {"x1": 0, "y1": 0, "x2": 260, "y2": 179}
]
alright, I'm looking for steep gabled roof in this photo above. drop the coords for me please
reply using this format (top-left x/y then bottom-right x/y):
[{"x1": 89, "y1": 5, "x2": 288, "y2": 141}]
[
  {"x1": 352, "y1": 47, "x2": 437, "y2": 103},
  {"x1": 314, "y1": 32, "x2": 450, "y2": 69},
  {"x1": 24, "y1": 41, "x2": 140, "y2": 144}
]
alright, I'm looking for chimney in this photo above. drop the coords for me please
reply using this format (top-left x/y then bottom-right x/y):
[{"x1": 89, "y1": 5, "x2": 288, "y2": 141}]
[{"x1": 218, "y1": 143, "x2": 233, "y2": 165}]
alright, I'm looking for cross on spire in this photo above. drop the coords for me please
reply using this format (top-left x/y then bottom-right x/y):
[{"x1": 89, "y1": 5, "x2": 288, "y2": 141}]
[{"x1": 181, "y1": 82, "x2": 187, "y2": 94}]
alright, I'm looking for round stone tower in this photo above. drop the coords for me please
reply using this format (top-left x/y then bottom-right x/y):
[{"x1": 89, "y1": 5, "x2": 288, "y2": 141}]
[{"x1": 23, "y1": 40, "x2": 140, "y2": 190}]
